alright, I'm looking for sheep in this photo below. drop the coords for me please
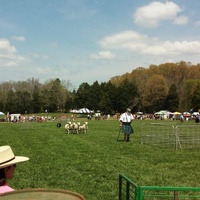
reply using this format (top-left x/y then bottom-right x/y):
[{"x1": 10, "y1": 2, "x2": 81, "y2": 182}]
[
  {"x1": 79, "y1": 122, "x2": 88, "y2": 134},
  {"x1": 65, "y1": 121, "x2": 87, "y2": 134},
  {"x1": 65, "y1": 121, "x2": 72, "y2": 134},
  {"x1": 65, "y1": 122, "x2": 80, "y2": 134},
  {"x1": 69, "y1": 121, "x2": 75, "y2": 133},
  {"x1": 73, "y1": 122, "x2": 80, "y2": 134}
]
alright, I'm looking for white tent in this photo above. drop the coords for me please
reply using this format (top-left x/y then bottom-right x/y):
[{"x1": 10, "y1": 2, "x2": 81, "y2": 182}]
[
  {"x1": 78, "y1": 108, "x2": 91, "y2": 113},
  {"x1": 155, "y1": 110, "x2": 171, "y2": 115},
  {"x1": 70, "y1": 109, "x2": 79, "y2": 113},
  {"x1": 0, "y1": 111, "x2": 5, "y2": 116},
  {"x1": 192, "y1": 112, "x2": 199, "y2": 116},
  {"x1": 183, "y1": 112, "x2": 191, "y2": 117},
  {"x1": 154, "y1": 110, "x2": 172, "y2": 119},
  {"x1": 172, "y1": 111, "x2": 182, "y2": 115}
]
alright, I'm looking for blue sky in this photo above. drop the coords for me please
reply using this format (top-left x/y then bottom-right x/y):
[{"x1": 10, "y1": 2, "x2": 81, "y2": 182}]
[{"x1": 0, "y1": 0, "x2": 200, "y2": 89}]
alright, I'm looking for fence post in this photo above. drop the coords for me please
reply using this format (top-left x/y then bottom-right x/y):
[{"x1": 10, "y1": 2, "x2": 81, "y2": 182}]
[
  {"x1": 174, "y1": 191, "x2": 178, "y2": 200},
  {"x1": 126, "y1": 182, "x2": 130, "y2": 200},
  {"x1": 119, "y1": 174, "x2": 122, "y2": 200},
  {"x1": 175, "y1": 126, "x2": 182, "y2": 150}
]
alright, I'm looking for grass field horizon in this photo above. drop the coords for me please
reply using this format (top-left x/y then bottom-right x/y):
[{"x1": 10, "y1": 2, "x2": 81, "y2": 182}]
[{"x1": 1, "y1": 117, "x2": 200, "y2": 199}]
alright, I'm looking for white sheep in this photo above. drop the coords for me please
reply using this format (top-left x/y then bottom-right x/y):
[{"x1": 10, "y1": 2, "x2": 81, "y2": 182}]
[
  {"x1": 73, "y1": 122, "x2": 80, "y2": 134},
  {"x1": 79, "y1": 122, "x2": 88, "y2": 134},
  {"x1": 65, "y1": 121, "x2": 72, "y2": 134}
]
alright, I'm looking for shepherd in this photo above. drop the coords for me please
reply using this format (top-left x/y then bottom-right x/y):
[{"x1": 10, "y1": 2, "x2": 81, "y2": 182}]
[{"x1": 119, "y1": 108, "x2": 134, "y2": 142}]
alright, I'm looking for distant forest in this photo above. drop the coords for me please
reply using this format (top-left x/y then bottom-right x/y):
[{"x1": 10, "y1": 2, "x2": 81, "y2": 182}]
[{"x1": 0, "y1": 61, "x2": 200, "y2": 114}]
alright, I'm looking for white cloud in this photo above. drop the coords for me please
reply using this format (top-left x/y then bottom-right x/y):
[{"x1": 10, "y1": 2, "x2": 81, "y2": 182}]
[
  {"x1": 91, "y1": 51, "x2": 116, "y2": 59},
  {"x1": 134, "y1": 1, "x2": 184, "y2": 28},
  {"x1": 0, "y1": 39, "x2": 16, "y2": 53},
  {"x1": 0, "y1": 38, "x2": 29, "y2": 67},
  {"x1": 0, "y1": 54, "x2": 27, "y2": 67},
  {"x1": 49, "y1": 42, "x2": 58, "y2": 48},
  {"x1": 165, "y1": 40, "x2": 200, "y2": 54},
  {"x1": 173, "y1": 15, "x2": 188, "y2": 25},
  {"x1": 36, "y1": 67, "x2": 52, "y2": 74},
  {"x1": 0, "y1": 61, "x2": 17, "y2": 67},
  {"x1": 142, "y1": 40, "x2": 200, "y2": 56},
  {"x1": 99, "y1": 30, "x2": 148, "y2": 50},
  {"x1": 29, "y1": 53, "x2": 49, "y2": 60},
  {"x1": 194, "y1": 20, "x2": 200, "y2": 27},
  {"x1": 98, "y1": 30, "x2": 200, "y2": 57},
  {"x1": 11, "y1": 36, "x2": 26, "y2": 41}
]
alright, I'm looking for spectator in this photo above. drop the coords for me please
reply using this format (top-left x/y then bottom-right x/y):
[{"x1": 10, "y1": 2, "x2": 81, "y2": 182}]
[
  {"x1": 180, "y1": 114, "x2": 184, "y2": 123},
  {"x1": 0, "y1": 146, "x2": 29, "y2": 194}
]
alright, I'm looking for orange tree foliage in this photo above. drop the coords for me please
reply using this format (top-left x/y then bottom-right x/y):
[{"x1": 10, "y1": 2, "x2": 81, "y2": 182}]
[
  {"x1": 142, "y1": 75, "x2": 168, "y2": 113},
  {"x1": 110, "y1": 61, "x2": 200, "y2": 112}
]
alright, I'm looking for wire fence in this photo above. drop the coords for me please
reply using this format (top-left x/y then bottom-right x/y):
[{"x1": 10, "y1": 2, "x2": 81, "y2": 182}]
[{"x1": 140, "y1": 123, "x2": 200, "y2": 150}]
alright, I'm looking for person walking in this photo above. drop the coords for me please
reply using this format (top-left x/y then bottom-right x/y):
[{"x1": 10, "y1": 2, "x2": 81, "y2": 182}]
[
  {"x1": 180, "y1": 114, "x2": 184, "y2": 123},
  {"x1": 0, "y1": 145, "x2": 29, "y2": 194},
  {"x1": 119, "y1": 108, "x2": 134, "y2": 142}
]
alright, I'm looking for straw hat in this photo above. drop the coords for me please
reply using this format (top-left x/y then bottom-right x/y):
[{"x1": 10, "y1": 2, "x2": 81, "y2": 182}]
[
  {"x1": 126, "y1": 108, "x2": 131, "y2": 112},
  {"x1": 0, "y1": 146, "x2": 29, "y2": 169}
]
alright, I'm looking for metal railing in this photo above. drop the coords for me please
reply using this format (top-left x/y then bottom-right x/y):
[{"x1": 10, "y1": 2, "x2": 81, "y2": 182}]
[{"x1": 119, "y1": 174, "x2": 200, "y2": 200}]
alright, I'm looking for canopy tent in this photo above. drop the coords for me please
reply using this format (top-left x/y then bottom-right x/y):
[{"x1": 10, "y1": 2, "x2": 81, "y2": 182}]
[
  {"x1": 137, "y1": 112, "x2": 143, "y2": 115},
  {"x1": 0, "y1": 111, "x2": 5, "y2": 116},
  {"x1": 183, "y1": 112, "x2": 190, "y2": 115},
  {"x1": 192, "y1": 112, "x2": 199, "y2": 116},
  {"x1": 78, "y1": 108, "x2": 91, "y2": 114},
  {"x1": 154, "y1": 110, "x2": 172, "y2": 119},
  {"x1": 183, "y1": 112, "x2": 191, "y2": 117},
  {"x1": 172, "y1": 111, "x2": 182, "y2": 115},
  {"x1": 70, "y1": 108, "x2": 93, "y2": 114},
  {"x1": 154, "y1": 110, "x2": 171, "y2": 115},
  {"x1": 70, "y1": 109, "x2": 79, "y2": 113}
]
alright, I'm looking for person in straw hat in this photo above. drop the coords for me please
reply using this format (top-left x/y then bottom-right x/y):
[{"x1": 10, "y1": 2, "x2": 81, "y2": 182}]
[
  {"x1": 119, "y1": 108, "x2": 134, "y2": 142},
  {"x1": 0, "y1": 145, "x2": 29, "y2": 194}
]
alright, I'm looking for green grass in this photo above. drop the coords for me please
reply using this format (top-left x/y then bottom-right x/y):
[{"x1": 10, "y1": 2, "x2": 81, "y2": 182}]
[{"x1": 0, "y1": 119, "x2": 200, "y2": 200}]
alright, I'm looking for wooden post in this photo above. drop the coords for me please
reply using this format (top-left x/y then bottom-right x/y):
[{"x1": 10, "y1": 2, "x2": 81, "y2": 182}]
[{"x1": 174, "y1": 191, "x2": 178, "y2": 200}]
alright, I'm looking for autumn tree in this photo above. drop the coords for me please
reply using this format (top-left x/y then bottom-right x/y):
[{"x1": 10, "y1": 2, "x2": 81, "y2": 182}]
[
  {"x1": 142, "y1": 75, "x2": 168, "y2": 113},
  {"x1": 1, "y1": 62, "x2": 200, "y2": 114}
]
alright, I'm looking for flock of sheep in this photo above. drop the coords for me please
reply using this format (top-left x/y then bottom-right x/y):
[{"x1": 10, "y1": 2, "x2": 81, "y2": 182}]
[{"x1": 64, "y1": 121, "x2": 88, "y2": 134}]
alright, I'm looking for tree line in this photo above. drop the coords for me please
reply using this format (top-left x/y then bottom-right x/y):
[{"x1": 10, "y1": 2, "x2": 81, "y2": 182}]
[{"x1": 0, "y1": 61, "x2": 200, "y2": 115}]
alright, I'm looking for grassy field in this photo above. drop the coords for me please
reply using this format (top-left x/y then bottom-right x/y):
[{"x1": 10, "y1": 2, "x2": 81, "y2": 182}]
[{"x1": 0, "y1": 118, "x2": 200, "y2": 200}]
